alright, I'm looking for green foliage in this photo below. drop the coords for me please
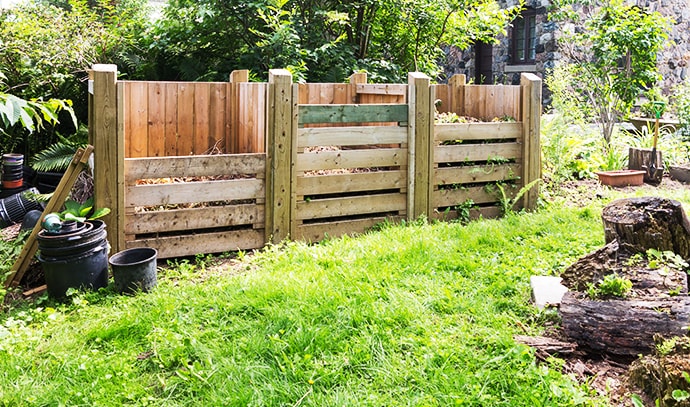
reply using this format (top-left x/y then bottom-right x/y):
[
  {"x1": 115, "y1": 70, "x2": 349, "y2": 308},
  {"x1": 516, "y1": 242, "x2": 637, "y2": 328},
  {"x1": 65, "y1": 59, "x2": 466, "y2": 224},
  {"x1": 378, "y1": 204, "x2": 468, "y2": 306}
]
[
  {"x1": 0, "y1": 231, "x2": 30, "y2": 302},
  {"x1": 145, "y1": 0, "x2": 521, "y2": 83},
  {"x1": 0, "y1": 206, "x2": 612, "y2": 405},
  {"x1": 550, "y1": 0, "x2": 671, "y2": 147},
  {"x1": 28, "y1": 138, "x2": 84, "y2": 172},
  {"x1": 586, "y1": 273, "x2": 632, "y2": 299},
  {"x1": 58, "y1": 197, "x2": 110, "y2": 222}
]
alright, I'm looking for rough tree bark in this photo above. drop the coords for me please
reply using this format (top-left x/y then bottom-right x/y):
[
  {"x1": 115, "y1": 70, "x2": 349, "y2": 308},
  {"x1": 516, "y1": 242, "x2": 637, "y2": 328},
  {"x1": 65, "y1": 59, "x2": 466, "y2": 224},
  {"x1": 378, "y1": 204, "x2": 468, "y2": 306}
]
[{"x1": 559, "y1": 197, "x2": 690, "y2": 357}]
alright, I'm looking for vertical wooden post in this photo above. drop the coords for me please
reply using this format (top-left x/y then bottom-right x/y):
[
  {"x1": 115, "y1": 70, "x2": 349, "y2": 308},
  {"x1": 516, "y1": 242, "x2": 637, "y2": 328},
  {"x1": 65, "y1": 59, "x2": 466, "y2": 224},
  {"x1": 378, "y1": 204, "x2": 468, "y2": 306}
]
[
  {"x1": 449, "y1": 74, "x2": 466, "y2": 116},
  {"x1": 348, "y1": 72, "x2": 367, "y2": 103},
  {"x1": 228, "y1": 70, "x2": 249, "y2": 154},
  {"x1": 265, "y1": 69, "x2": 294, "y2": 244},
  {"x1": 520, "y1": 73, "x2": 542, "y2": 210},
  {"x1": 408, "y1": 72, "x2": 434, "y2": 220},
  {"x1": 91, "y1": 64, "x2": 123, "y2": 253}
]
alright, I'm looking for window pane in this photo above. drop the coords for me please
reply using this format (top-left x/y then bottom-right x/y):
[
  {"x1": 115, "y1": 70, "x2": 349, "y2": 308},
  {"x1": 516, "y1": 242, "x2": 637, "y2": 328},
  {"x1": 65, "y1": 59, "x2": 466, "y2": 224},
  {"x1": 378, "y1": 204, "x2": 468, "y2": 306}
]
[{"x1": 528, "y1": 16, "x2": 536, "y2": 60}]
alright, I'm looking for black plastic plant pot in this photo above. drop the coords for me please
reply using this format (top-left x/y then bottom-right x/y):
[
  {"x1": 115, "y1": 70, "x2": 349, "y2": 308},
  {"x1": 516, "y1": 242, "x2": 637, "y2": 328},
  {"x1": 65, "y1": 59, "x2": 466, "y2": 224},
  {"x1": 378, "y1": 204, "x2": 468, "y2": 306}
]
[
  {"x1": 40, "y1": 241, "x2": 109, "y2": 299},
  {"x1": 109, "y1": 247, "x2": 158, "y2": 294}
]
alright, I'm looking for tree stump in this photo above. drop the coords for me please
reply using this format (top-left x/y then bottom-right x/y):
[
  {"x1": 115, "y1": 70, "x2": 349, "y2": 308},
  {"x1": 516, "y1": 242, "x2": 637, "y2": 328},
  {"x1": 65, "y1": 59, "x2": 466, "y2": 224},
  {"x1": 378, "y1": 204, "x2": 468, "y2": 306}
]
[
  {"x1": 628, "y1": 147, "x2": 663, "y2": 184},
  {"x1": 559, "y1": 197, "x2": 690, "y2": 356}
]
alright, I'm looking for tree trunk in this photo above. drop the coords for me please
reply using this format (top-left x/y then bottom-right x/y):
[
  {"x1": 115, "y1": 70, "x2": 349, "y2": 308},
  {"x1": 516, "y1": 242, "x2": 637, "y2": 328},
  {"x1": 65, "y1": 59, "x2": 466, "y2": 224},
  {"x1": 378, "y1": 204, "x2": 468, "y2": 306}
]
[
  {"x1": 560, "y1": 293, "x2": 690, "y2": 356},
  {"x1": 628, "y1": 147, "x2": 663, "y2": 184},
  {"x1": 601, "y1": 197, "x2": 690, "y2": 260}
]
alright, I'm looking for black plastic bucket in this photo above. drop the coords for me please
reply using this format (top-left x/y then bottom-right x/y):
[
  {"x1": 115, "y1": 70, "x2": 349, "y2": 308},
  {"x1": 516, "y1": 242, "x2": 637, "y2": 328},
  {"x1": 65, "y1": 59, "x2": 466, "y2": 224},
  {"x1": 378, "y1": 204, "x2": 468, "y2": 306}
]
[
  {"x1": 38, "y1": 220, "x2": 109, "y2": 298},
  {"x1": 0, "y1": 188, "x2": 43, "y2": 227},
  {"x1": 109, "y1": 247, "x2": 158, "y2": 294}
]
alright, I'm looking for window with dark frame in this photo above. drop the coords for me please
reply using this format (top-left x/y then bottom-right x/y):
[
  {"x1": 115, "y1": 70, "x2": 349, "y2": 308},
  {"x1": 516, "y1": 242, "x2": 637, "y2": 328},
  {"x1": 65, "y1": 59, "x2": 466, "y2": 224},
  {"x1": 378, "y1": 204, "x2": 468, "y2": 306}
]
[{"x1": 511, "y1": 8, "x2": 537, "y2": 64}]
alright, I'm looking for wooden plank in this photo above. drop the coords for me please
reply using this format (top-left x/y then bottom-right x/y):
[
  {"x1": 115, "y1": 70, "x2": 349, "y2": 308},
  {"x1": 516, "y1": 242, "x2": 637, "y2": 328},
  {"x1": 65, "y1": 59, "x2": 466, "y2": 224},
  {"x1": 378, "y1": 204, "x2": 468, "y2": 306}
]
[
  {"x1": 296, "y1": 148, "x2": 407, "y2": 171},
  {"x1": 5, "y1": 146, "x2": 94, "y2": 288},
  {"x1": 253, "y1": 83, "x2": 267, "y2": 153},
  {"x1": 126, "y1": 229, "x2": 265, "y2": 259},
  {"x1": 229, "y1": 70, "x2": 249, "y2": 153},
  {"x1": 356, "y1": 84, "x2": 407, "y2": 96},
  {"x1": 434, "y1": 122, "x2": 522, "y2": 142},
  {"x1": 126, "y1": 178, "x2": 264, "y2": 207},
  {"x1": 296, "y1": 193, "x2": 406, "y2": 220},
  {"x1": 116, "y1": 81, "x2": 126, "y2": 252},
  {"x1": 297, "y1": 126, "x2": 407, "y2": 148},
  {"x1": 125, "y1": 204, "x2": 264, "y2": 234},
  {"x1": 193, "y1": 82, "x2": 211, "y2": 154},
  {"x1": 164, "y1": 83, "x2": 179, "y2": 157},
  {"x1": 177, "y1": 83, "x2": 195, "y2": 156},
  {"x1": 434, "y1": 143, "x2": 521, "y2": 164},
  {"x1": 434, "y1": 164, "x2": 522, "y2": 185},
  {"x1": 409, "y1": 72, "x2": 433, "y2": 219},
  {"x1": 521, "y1": 73, "x2": 542, "y2": 210},
  {"x1": 127, "y1": 81, "x2": 148, "y2": 158},
  {"x1": 333, "y1": 83, "x2": 349, "y2": 105},
  {"x1": 296, "y1": 171, "x2": 406, "y2": 195},
  {"x1": 92, "y1": 65, "x2": 121, "y2": 254},
  {"x1": 295, "y1": 215, "x2": 404, "y2": 242},
  {"x1": 449, "y1": 74, "x2": 466, "y2": 116},
  {"x1": 433, "y1": 184, "x2": 517, "y2": 207},
  {"x1": 209, "y1": 82, "x2": 227, "y2": 153},
  {"x1": 433, "y1": 84, "x2": 451, "y2": 113},
  {"x1": 298, "y1": 104, "x2": 408, "y2": 125},
  {"x1": 431, "y1": 206, "x2": 501, "y2": 222},
  {"x1": 125, "y1": 153, "x2": 265, "y2": 181},
  {"x1": 147, "y1": 82, "x2": 165, "y2": 157},
  {"x1": 265, "y1": 69, "x2": 294, "y2": 243}
]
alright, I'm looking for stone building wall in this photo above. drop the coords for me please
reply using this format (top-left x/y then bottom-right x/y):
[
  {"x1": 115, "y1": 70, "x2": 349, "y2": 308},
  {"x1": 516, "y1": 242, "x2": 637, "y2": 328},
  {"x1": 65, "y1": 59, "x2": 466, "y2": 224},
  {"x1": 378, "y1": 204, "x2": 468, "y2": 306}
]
[{"x1": 441, "y1": 0, "x2": 690, "y2": 106}]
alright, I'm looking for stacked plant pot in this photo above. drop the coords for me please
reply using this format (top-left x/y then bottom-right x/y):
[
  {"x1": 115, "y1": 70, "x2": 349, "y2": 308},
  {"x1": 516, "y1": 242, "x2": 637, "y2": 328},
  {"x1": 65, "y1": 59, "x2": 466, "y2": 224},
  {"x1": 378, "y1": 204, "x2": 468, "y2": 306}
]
[
  {"x1": 2, "y1": 153, "x2": 24, "y2": 189},
  {"x1": 0, "y1": 187, "x2": 43, "y2": 228}
]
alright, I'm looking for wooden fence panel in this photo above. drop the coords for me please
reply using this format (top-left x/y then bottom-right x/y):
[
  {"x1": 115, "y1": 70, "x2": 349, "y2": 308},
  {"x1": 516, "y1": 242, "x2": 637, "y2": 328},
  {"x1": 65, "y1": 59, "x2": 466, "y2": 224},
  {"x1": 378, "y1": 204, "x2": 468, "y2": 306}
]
[{"x1": 123, "y1": 153, "x2": 266, "y2": 258}]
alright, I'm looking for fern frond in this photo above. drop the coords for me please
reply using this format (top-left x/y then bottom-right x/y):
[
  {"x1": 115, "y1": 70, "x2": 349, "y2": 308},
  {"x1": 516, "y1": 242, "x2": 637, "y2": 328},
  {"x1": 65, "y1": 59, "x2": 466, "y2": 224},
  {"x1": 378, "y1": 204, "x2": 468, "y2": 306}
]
[{"x1": 30, "y1": 140, "x2": 85, "y2": 172}]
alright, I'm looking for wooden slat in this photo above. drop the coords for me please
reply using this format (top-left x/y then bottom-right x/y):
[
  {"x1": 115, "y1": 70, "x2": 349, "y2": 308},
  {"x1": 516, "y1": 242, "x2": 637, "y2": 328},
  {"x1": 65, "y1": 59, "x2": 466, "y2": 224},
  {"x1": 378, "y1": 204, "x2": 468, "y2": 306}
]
[
  {"x1": 296, "y1": 171, "x2": 406, "y2": 195},
  {"x1": 296, "y1": 193, "x2": 406, "y2": 220},
  {"x1": 410, "y1": 72, "x2": 433, "y2": 219},
  {"x1": 298, "y1": 104, "x2": 408, "y2": 125},
  {"x1": 127, "y1": 229, "x2": 265, "y2": 259},
  {"x1": 431, "y1": 206, "x2": 501, "y2": 221},
  {"x1": 521, "y1": 73, "x2": 542, "y2": 210},
  {"x1": 295, "y1": 216, "x2": 404, "y2": 242},
  {"x1": 164, "y1": 83, "x2": 179, "y2": 157},
  {"x1": 434, "y1": 143, "x2": 521, "y2": 163},
  {"x1": 125, "y1": 154, "x2": 265, "y2": 181},
  {"x1": 434, "y1": 122, "x2": 522, "y2": 142},
  {"x1": 126, "y1": 179, "x2": 264, "y2": 207},
  {"x1": 356, "y1": 83, "x2": 407, "y2": 96},
  {"x1": 296, "y1": 148, "x2": 407, "y2": 171},
  {"x1": 147, "y1": 82, "x2": 165, "y2": 157},
  {"x1": 449, "y1": 74, "x2": 466, "y2": 116},
  {"x1": 127, "y1": 81, "x2": 148, "y2": 158},
  {"x1": 433, "y1": 84, "x2": 451, "y2": 113},
  {"x1": 193, "y1": 83, "x2": 210, "y2": 154},
  {"x1": 125, "y1": 204, "x2": 264, "y2": 234},
  {"x1": 177, "y1": 83, "x2": 195, "y2": 156},
  {"x1": 209, "y1": 82, "x2": 227, "y2": 152},
  {"x1": 433, "y1": 185, "x2": 517, "y2": 207},
  {"x1": 297, "y1": 126, "x2": 407, "y2": 148},
  {"x1": 434, "y1": 164, "x2": 521, "y2": 185}
]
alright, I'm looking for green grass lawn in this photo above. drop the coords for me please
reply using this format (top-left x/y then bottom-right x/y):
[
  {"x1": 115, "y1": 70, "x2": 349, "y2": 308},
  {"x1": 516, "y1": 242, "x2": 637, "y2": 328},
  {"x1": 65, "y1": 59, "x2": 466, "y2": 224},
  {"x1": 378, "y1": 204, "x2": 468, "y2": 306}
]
[{"x1": 1, "y1": 185, "x2": 688, "y2": 406}]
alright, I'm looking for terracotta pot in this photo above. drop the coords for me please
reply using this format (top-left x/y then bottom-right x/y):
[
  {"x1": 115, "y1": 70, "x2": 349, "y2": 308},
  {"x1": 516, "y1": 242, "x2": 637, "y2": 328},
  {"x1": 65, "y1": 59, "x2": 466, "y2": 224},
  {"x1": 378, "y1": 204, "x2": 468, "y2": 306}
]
[{"x1": 595, "y1": 170, "x2": 645, "y2": 187}]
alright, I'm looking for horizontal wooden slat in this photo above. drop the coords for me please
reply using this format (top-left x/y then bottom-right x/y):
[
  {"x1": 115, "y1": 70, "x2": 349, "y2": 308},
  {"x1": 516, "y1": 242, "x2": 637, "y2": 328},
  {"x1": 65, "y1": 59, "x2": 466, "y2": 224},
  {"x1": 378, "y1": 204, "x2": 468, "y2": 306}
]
[
  {"x1": 434, "y1": 143, "x2": 521, "y2": 164},
  {"x1": 126, "y1": 229, "x2": 265, "y2": 259},
  {"x1": 434, "y1": 122, "x2": 522, "y2": 142},
  {"x1": 356, "y1": 84, "x2": 407, "y2": 96},
  {"x1": 431, "y1": 206, "x2": 502, "y2": 221},
  {"x1": 296, "y1": 193, "x2": 406, "y2": 220},
  {"x1": 295, "y1": 216, "x2": 405, "y2": 242},
  {"x1": 126, "y1": 179, "x2": 264, "y2": 207},
  {"x1": 434, "y1": 164, "x2": 521, "y2": 185},
  {"x1": 299, "y1": 104, "x2": 408, "y2": 125},
  {"x1": 297, "y1": 171, "x2": 406, "y2": 195},
  {"x1": 433, "y1": 185, "x2": 518, "y2": 207},
  {"x1": 297, "y1": 126, "x2": 407, "y2": 148},
  {"x1": 125, "y1": 204, "x2": 264, "y2": 234},
  {"x1": 125, "y1": 154, "x2": 265, "y2": 181},
  {"x1": 296, "y1": 148, "x2": 407, "y2": 171}
]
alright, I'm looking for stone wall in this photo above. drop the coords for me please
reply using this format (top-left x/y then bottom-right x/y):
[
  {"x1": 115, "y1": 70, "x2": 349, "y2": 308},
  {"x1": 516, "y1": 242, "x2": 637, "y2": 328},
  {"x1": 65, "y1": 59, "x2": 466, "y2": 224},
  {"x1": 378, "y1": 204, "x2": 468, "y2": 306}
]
[{"x1": 441, "y1": 0, "x2": 690, "y2": 106}]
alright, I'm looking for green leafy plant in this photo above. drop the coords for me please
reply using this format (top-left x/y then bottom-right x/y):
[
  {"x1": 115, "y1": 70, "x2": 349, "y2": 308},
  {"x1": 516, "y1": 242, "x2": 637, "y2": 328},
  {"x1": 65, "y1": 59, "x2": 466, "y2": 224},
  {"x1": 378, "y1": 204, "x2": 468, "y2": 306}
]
[
  {"x1": 453, "y1": 199, "x2": 475, "y2": 224},
  {"x1": 587, "y1": 273, "x2": 633, "y2": 299},
  {"x1": 494, "y1": 178, "x2": 541, "y2": 215},
  {"x1": 58, "y1": 197, "x2": 110, "y2": 222}
]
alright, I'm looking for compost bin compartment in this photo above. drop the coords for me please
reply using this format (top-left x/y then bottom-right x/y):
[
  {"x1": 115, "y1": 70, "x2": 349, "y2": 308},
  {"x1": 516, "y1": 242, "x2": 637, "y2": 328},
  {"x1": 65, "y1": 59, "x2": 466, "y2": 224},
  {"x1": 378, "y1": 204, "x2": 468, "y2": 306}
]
[{"x1": 38, "y1": 220, "x2": 109, "y2": 298}]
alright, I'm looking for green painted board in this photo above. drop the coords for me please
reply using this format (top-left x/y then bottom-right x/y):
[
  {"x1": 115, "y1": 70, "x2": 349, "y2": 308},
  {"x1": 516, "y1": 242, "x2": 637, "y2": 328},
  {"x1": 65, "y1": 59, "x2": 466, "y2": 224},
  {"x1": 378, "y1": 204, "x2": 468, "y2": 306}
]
[{"x1": 298, "y1": 104, "x2": 408, "y2": 125}]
